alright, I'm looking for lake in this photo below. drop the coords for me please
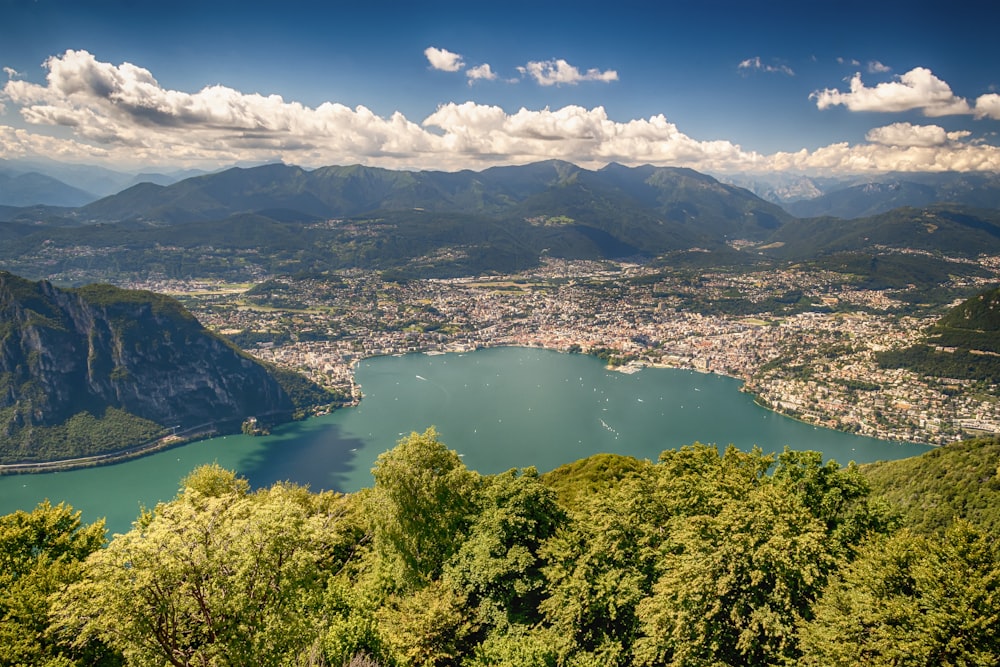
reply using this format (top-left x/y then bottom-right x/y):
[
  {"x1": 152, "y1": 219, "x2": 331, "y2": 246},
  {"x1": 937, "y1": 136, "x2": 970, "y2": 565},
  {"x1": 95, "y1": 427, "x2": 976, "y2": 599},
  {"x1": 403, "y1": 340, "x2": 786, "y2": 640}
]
[{"x1": 0, "y1": 347, "x2": 931, "y2": 535}]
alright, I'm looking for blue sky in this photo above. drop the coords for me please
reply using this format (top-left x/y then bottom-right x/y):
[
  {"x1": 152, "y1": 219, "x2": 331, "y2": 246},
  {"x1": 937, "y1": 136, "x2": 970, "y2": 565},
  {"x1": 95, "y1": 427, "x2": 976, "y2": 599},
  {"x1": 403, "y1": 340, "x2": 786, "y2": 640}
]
[{"x1": 1, "y1": 0, "x2": 998, "y2": 175}]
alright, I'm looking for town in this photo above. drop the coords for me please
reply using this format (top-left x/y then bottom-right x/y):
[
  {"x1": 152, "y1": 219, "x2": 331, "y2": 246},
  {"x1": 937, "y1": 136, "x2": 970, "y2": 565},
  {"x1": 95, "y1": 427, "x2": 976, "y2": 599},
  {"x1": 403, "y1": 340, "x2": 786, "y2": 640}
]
[{"x1": 131, "y1": 254, "x2": 1000, "y2": 447}]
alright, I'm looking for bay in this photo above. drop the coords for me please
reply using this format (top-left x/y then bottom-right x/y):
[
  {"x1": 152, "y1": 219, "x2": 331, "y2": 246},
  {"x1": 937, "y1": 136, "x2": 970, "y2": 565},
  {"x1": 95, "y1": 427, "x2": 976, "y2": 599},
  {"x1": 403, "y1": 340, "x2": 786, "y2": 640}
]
[{"x1": 0, "y1": 347, "x2": 930, "y2": 535}]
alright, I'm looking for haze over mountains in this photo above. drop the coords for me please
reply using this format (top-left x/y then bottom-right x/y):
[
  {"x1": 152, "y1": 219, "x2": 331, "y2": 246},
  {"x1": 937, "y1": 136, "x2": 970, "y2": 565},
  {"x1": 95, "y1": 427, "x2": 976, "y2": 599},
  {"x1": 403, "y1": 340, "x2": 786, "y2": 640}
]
[
  {"x1": 6, "y1": 157, "x2": 1000, "y2": 222},
  {"x1": 0, "y1": 157, "x2": 209, "y2": 206}
]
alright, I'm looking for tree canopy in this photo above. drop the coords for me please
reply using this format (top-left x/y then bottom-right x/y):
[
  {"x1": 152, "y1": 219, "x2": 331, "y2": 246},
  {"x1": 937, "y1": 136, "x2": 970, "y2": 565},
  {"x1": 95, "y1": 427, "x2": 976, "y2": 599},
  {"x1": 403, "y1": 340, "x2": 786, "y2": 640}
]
[{"x1": 2, "y1": 433, "x2": 997, "y2": 666}]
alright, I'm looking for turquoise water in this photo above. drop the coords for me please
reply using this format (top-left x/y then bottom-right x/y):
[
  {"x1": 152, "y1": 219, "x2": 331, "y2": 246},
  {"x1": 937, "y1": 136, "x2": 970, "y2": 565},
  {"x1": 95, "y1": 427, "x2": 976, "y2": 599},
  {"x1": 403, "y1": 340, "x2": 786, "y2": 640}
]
[{"x1": 0, "y1": 347, "x2": 930, "y2": 535}]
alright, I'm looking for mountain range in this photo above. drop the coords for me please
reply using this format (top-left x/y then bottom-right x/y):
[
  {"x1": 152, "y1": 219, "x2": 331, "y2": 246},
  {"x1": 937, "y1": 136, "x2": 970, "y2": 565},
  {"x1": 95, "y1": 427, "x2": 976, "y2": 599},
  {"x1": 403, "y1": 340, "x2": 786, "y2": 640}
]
[
  {"x1": 780, "y1": 172, "x2": 1000, "y2": 219},
  {"x1": 0, "y1": 157, "x2": 209, "y2": 206},
  {"x1": 66, "y1": 161, "x2": 790, "y2": 236},
  {"x1": 0, "y1": 171, "x2": 96, "y2": 208},
  {"x1": 1, "y1": 161, "x2": 999, "y2": 283},
  {"x1": 6, "y1": 155, "x2": 1000, "y2": 226}
]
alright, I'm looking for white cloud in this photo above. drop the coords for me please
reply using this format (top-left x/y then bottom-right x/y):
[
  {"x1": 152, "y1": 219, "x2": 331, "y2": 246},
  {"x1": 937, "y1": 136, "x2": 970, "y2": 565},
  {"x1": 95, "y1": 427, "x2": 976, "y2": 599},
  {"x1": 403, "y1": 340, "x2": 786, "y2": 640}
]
[
  {"x1": 738, "y1": 57, "x2": 794, "y2": 76},
  {"x1": 864, "y1": 122, "x2": 973, "y2": 149},
  {"x1": 0, "y1": 124, "x2": 113, "y2": 162},
  {"x1": 3, "y1": 66, "x2": 21, "y2": 79},
  {"x1": 837, "y1": 57, "x2": 861, "y2": 66},
  {"x1": 975, "y1": 93, "x2": 1000, "y2": 120},
  {"x1": 811, "y1": 67, "x2": 972, "y2": 116},
  {"x1": 465, "y1": 63, "x2": 497, "y2": 84},
  {"x1": 768, "y1": 139, "x2": 1000, "y2": 174},
  {"x1": 868, "y1": 60, "x2": 891, "y2": 73},
  {"x1": 1, "y1": 50, "x2": 439, "y2": 166},
  {"x1": 424, "y1": 46, "x2": 464, "y2": 72},
  {"x1": 420, "y1": 102, "x2": 759, "y2": 171},
  {"x1": 516, "y1": 59, "x2": 618, "y2": 86},
  {"x1": 865, "y1": 122, "x2": 954, "y2": 147},
  {"x1": 2, "y1": 50, "x2": 999, "y2": 175}
]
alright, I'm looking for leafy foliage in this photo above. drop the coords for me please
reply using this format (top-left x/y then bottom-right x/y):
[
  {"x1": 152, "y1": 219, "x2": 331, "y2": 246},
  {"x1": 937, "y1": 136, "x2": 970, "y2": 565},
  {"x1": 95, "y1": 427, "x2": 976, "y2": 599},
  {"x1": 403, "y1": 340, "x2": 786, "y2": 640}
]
[
  {"x1": 445, "y1": 467, "x2": 565, "y2": 627},
  {"x1": 862, "y1": 436, "x2": 1000, "y2": 536},
  {"x1": 2, "y1": 434, "x2": 998, "y2": 666},
  {"x1": 366, "y1": 428, "x2": 478, "y2": 588},
  {"x1": 0, "y1": 501, "x2": 114, "y2": 666},
  {"x1": 632, "y1": 447, "x2": 886, "y2": 666},
  {"x1": 800, "y1": 522, "x2": 1000, "y2": 666},
  {"x1": 540, "y1": 452, "x2": 651, "y2": 510},
  {"x1": 53, "y1": 466, "x2": 349, "y2": 666}
]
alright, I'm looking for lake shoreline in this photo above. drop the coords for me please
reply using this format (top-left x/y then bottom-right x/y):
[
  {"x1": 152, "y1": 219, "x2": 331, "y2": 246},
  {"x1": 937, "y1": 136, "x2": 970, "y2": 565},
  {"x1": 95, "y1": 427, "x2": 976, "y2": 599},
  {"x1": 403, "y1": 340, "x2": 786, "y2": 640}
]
[
  {"x1": 1, "y1": 344, "x2": 920, "y2": 474},
  {"x1": 0, "y1": 346, "x2": 933, "y2": 535}
]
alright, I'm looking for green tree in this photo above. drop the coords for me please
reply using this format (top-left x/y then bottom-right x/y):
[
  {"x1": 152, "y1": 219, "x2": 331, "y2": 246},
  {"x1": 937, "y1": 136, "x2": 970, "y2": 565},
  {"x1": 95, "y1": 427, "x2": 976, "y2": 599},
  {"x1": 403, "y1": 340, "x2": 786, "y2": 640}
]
[
  {"x1": 861, "y1": 436, "x2": 1000, "y2": 536},
  {"x1": 634, "y1": 482, "x2": 835, "y2": 666},
  {"x1": 771, "y1": 448, "x2": 892, "y2": 555},
  {"x1": 539, "y1": 475, "x2": 662, "y2": 667},
  {"x1": 320, "y1": 573, "x2": 388, "y2": 667},
  {"x1": 445, "y1": 467, "x2": 566, "y2": 628},
  {"x1": 377, "y1": 579, "x2": 474, "y2": 667},
  {"x1": 0, "y1": 501, "x2": 114, "y2": 666},
  {"x1": 652, "y1": 443, "x2": 772, "y2": 517},
  {"x1": 541, "y1": 453, "x2": 652, "y2": 512},
  {"x1": 534, "y1": 445, "x2": 774, "y2": 666},
  {"x1": 462, "y1": 624, "x2": 560, "y2": 667},
  {"x1": 800, "y1": 521, "x2": 1000, "y2": 666},
  {"x1": 633, "y1": 446, "x2": 885, "y2": 666},
  {"x1": 52, "y1": 466, "x2": 336, "y2": 667},
  {"x1": 365, "y1": 428, "x2": 478, "y2": 589}
]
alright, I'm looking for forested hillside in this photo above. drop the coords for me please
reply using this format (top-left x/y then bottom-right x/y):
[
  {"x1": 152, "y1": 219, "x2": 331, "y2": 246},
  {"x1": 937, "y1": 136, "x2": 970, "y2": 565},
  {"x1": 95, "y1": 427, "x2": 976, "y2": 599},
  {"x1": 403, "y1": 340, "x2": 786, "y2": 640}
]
[
  {"x1": 2, "y1": 430, "x2": 997, "y2": 666},
  {"x1": 862, "y1": 435, "x2": 1000, "y2": 535},
  {"x1": 878, "y1": 285, "x2": 1000, "y2": 383},
  {"x1": 0, "y1": 272, "x2": 335, "y2": 464},
  {"x1": 6, "y1": 161, "x2": 1000, "y2": 286}
]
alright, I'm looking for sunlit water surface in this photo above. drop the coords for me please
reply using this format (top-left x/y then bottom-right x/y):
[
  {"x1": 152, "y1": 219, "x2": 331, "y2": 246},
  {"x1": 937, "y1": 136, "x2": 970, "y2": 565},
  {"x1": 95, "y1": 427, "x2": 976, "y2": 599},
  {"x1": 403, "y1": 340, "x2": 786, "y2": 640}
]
[{"x1": 0, "y1": 347, "x2": 929, "y2": 535}]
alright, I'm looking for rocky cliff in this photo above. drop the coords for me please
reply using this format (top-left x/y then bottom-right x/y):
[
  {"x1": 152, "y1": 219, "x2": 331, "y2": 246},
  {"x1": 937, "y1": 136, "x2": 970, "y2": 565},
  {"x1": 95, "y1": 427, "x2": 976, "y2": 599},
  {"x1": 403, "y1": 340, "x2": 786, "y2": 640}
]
[{"x1": 0, "y1": 271, "x2": 294, "y2": 462}]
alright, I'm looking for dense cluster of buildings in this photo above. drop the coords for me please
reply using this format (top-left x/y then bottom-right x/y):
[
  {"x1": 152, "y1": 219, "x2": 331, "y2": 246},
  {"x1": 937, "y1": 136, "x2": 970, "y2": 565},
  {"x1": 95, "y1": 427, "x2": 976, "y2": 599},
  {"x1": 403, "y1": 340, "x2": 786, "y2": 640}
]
[{"x1": 147, "y1": 258, "x2": 1000, "y2": 446}]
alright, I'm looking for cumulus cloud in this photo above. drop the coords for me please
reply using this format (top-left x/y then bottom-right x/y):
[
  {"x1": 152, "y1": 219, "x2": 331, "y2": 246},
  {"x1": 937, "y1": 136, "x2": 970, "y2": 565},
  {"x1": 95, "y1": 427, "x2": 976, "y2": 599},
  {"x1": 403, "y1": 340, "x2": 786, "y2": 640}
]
[
  {"x1": 812, "y1": 67, "x2": 972, "y2": 116},
  {"x1": 424, "y1": 46, "x2": 464, "y2": 72},
  {"x1": 975, "y1": 93, "x2": 1000, "y2": 120},
  {"x1": 419, "y1": 102, "x2": 755, "y2": 170},
  {"x1": 738, "y1": 57, "x2": 794, "y2": 76},
  {"x1": 2, "y1": 50, "x2": 999, "y2": 175},
  {"x1": 768, "y1": 139, "x2": 1000, "y2": 174},
  {"x1": 2, "y1": 50, "x2": 438, "y2": 165},
  {"x1": 864, "y1": 122, "x2": 966, "y2": 147},
  {"x1": 837, "y1": 57, "x2": 861, "y2": 66},
  {"x1": 517, "y1": 59, "x2": 618, "y2": 86},
  {"x1": 868, "y1": 60, "x2": 891, "y2": 73},
  {"x1": 465, "y1": 63, "x2": 497, "y2": 84}
]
